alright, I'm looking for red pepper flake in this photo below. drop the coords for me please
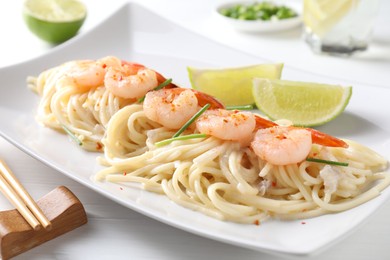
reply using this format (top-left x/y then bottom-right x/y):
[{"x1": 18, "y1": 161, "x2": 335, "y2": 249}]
[
  {"x1": 96, "y1": 142, "x2": 103, "y2": 150},
  {"x1": 253, "y1": 220, "x2": 260, "y2": 226},
  {"x1": 271, "y1": 181, "x2": 277, "y2": 187},
  {"x1": 301, "y1": 221, "x2": 306, "y2": 225},
  {"x1": 102, "y1": 64, "x2": 107, "y2": 69},
  {"x1": 123, "y1": 171, "x2": 127, "y2": 176}
]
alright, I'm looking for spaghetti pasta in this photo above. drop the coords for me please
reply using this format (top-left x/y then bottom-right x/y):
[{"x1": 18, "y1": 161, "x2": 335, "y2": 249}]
[
  {"x1": 29, "y1": 57, "x2": 390, "y2": 225},
  {"x1": 95, "y1": 102, "x2": 390, "y2": 224}
]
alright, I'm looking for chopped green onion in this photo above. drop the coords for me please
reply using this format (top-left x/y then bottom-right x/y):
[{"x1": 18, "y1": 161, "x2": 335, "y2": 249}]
[
  {"x1": 61, "y1": 124, "x2": 82, "y2": 146},
  {"x1": 137, "y1": 78, "x2": 173, "y2": 103},
  {"x1": 306, "y1": 157, "x2": 349, "y2": 167},
  {"x1": 219, "y1": 2, "x2": 297, "y2": 21},
  {"x1": 226, "y1": 104, "x2": 254, "y2": 110},
  {"x1": 172, "y1": 103, "x2": 210, "y2": 138},
  {"x1": 155, "y1": 134, "x2": 207, "y2": 147}
]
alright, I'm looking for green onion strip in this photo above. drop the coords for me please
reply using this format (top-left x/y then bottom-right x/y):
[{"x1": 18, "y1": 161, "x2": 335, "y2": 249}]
[
  {"x1": 226, "y1": 104, "x2": 254, "y2": 110},
  {"x1": 155, "y1": 103, "x2": 211, "y2": 147},
  {"x1": 155, "y1": 134, "x2": 207, "y2": 147},
  {"x1": 306, "y1": 157, "x2": 349, "y2": 167},
  {"x1": 61, "y1": 124, "x2": 82, "y2": 146},
  {"x1": 137, "y1": 78, "x2": 172, "y2": 103},
  {"x1": 172, "y1": 103, "x2": 210, "y2": 138}
]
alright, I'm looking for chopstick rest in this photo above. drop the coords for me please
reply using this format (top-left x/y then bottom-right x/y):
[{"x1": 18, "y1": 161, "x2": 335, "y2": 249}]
[{"x1": 0, "y1": 186, "x2": 88, "y2": 260}]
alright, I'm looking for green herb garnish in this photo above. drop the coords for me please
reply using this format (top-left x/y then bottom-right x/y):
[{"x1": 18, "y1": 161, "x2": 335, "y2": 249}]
[
  {"x1": 172, "y1": 103, "x2": 210, "y2": 138},
  {"x1": 219, "y1": 2, "x2": 297, "y2": 21},
  {"x1": 61, "y1": 124, "x2": 82, "y2": 146},
  {"x1": 306, "y1": 157, "x2": 349, "y2": 167},
  {"x1": 155, "y1": 134, "x2": 207, "y2": 147},
  {"x1": 155, "y1": 103, "x2": 210, "y2": 147},
  {"x1": 226, "y1": 104, "x2": 254, "y2": 110},
  {"x1": 137, "y1": 78, "x2": 172, "y2": 103}
]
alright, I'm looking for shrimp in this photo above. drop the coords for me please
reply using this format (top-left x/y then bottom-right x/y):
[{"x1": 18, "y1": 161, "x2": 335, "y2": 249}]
[
  {"x1": 58, "y1": 56, "x2": 174, "y2": 98},
  {"x1": 143, "y1": 88, "x2": 224, "y2": 129},
  {"x1": 196, "y1": 109, "x2": 256, "y2": 145},
  {"x1": 250, "y1": 115, "x2": 348, "y2": 165},
  {"x1": 254, "y1": 115, "x2": 348, "y2": 148},
  {"x1": 104, "y1": 66, "x2": 158, "y2": 99},
  {"x1": 251, "y1": 126, "x2": 313, "y2": 165},
  {"x1": 104, "y1": 57, "x2": 178, "y2": 99},
  {"x1": 59, "y1": 56, "x2": 122, "y2": 90},
  {"x1": 121, "y1": 60, "x2": 174, "y2": 88},
  {"x1": 59, "y1": 60, "x2": 105, "y2": 90}
]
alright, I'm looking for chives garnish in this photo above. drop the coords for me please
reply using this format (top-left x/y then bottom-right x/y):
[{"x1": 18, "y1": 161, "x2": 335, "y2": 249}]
[
  {"x1": 226, "y1": 104, "x2": 254, "y2": 110},
  {"x1": 155, "y1": 134, "x2": 207, "y2": 147},
  {"x1": 172, "y1": 103, "x2": 210, "y2": 138},
  {"x1": 306, "y1": 157, "x2": 349, "y2": 167},
  {"x1": 61, "y1": 124, "x2": 82, "y2": 146},
  {"x1": 137, "y1": 78, "x2": 172, "y2": 103}
]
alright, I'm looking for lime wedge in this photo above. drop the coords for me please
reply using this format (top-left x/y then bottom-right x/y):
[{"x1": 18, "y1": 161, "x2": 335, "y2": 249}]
[
  {"x1": 252, "y1": 78, "x2": 352, "y2": 127},
  {"x1": 187, "y1": 64, "x2": 283, "y2": 106},
  {"x1": 23, "y1": 0, "x2": 87, "y2": 44}
]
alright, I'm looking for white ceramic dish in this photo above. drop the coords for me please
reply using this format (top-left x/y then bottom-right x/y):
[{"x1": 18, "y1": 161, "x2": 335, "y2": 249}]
[
  {"x1": 0, "y1": 2, "x2": 389, "y2": 257},
  {"x1": 215, "y1": 1, "x2": 302, "y2": 32}
]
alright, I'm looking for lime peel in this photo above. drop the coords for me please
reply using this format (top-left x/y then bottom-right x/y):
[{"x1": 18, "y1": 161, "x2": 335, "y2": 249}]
[{"x1": 252, "y1": 78, "x2": 352, "y2": 127}]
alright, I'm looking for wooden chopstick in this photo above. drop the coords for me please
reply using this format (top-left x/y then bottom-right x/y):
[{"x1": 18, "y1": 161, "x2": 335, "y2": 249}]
[
  {"x1": 0, "y1": 173, "x2": 41, "y2": 230},
  {"x1": 0, "y1": 159, "x2": 52, "y2": 230}
]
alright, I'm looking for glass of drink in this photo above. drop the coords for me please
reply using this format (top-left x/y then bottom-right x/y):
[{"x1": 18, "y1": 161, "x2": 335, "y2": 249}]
[{"x1": 303, "y1": 0, "x2": 380, "y2": 56}]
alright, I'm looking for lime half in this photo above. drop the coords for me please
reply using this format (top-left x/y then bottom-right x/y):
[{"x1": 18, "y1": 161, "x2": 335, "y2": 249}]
[
  {"x1": 23, "y1": 0, "x2": 87, "y2": 44},
  {"x1": 188, "y1": 64, "x2": 283, "y2": 106},
  {"x1": 252, "y1": 78, "x2": 352, "y2": 127}
]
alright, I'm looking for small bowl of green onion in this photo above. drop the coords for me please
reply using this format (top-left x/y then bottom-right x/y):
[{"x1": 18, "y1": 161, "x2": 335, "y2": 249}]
[{"x1": 216, "y1": 1, "x2": 301, "y2": 33}]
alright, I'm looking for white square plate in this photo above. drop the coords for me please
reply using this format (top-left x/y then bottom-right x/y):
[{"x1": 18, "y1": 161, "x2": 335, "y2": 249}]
[{"x1": 0, "y1": 2, "x2": 389, "y2": 257}]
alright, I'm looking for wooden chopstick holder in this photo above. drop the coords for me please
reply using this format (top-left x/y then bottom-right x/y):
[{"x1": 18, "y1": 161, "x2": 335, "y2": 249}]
[
  {"x1": 0, "y1": 159, "x2": 51, "y2": 230},
  {"x1": 0, "y1": 186, "x2": 88, "y2": 260}
]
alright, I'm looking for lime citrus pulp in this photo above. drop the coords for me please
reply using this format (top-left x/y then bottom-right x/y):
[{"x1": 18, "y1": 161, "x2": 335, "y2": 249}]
[
  {"x1": 187, "y1": 63, "x2": 283, "y2": 107},
  {"x1": 252, "y1": 78, "x2": 352, "y2": 127},
  {"x1": 23, "y1": 0, "x2": 87, "y2": 44}
]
